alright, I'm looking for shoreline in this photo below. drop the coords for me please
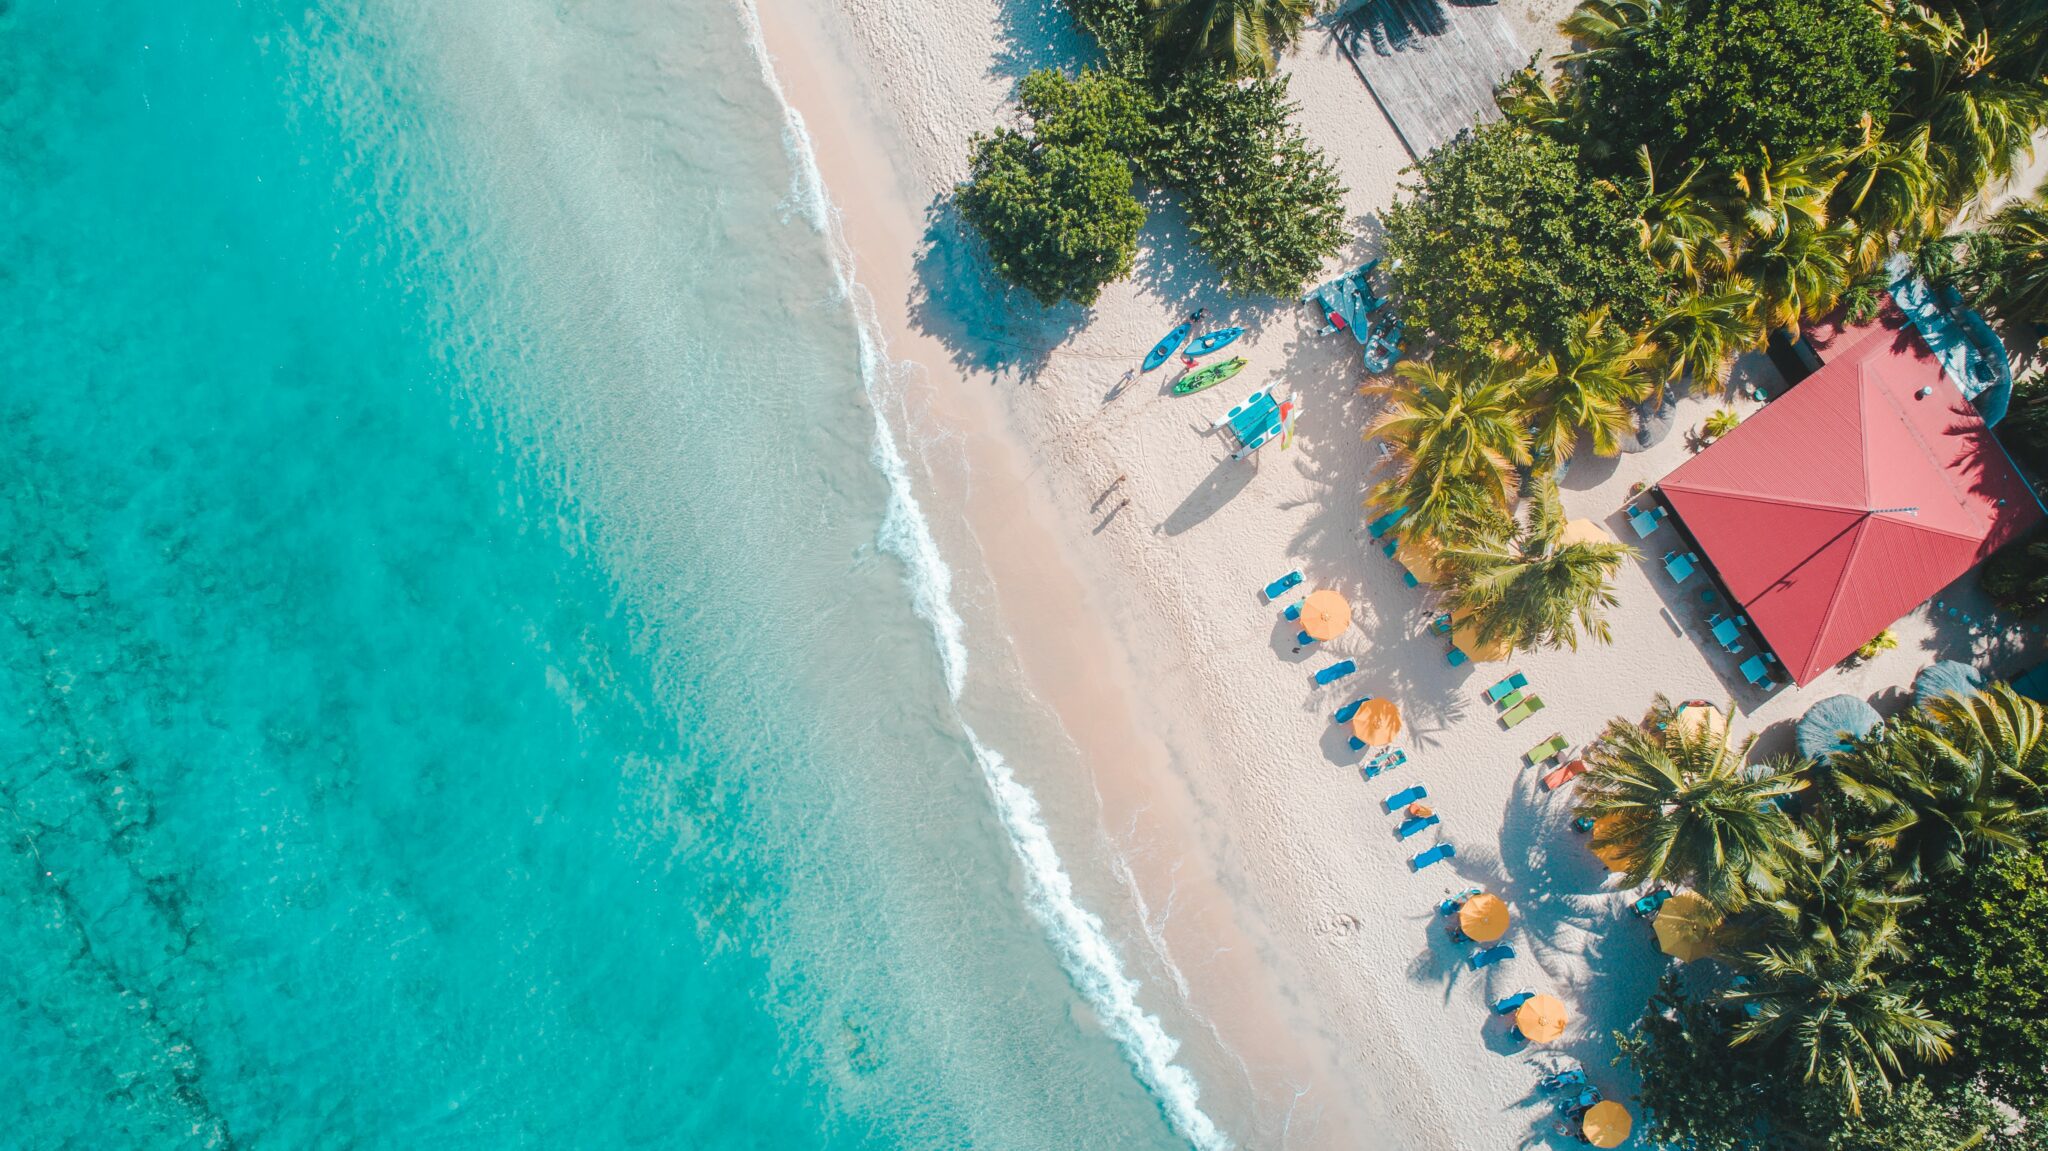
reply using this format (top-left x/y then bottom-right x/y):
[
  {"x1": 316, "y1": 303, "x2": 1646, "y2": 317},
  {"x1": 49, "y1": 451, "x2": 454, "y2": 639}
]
[
  {"x1": 746, "y1": 3, "x2": 1390, "y2": 1145},
  {"x1": 744, "y1": 1, "x2": 2038, "y2": 1147}
]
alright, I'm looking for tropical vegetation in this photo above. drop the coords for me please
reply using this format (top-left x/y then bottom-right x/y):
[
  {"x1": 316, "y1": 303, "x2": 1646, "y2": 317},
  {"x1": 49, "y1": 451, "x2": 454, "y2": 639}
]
[
  {"x1": 1369, "y1": 0, "x2": 2048, "y2": 659},
  {"x1": 957, "y1": 70, "x2": 1151, "y2": 306},
  {"x1": 961, "y1": 0, "x2": 1347, "y2": 303},
  {"x1": 1593, "y1": 683, "x2": 2048, "y2": 1147},
  {"x1": 1434, "y1": 477, "x2": 1632, "y2": 653}
]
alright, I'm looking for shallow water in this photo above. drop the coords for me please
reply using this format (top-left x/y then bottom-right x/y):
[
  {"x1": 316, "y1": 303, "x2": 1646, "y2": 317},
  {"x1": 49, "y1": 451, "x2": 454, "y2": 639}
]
[{"x1": 0, "y1": 1, "x2": 1216, "y2": 1146}]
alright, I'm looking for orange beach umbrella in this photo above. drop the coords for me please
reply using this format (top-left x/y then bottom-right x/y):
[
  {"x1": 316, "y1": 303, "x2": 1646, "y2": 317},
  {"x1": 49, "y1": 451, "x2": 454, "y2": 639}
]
[
  {"x1": 1589, "y1": 815, "x2": 1633, "y2": 872},
  {"x1": 1350, "y1": 698, "x2": 1402, "y2": 746},
  {"x1": 1582, "y1": 1100, "x2": 1633, "y2": 1147},
  {"x1": 1514, "y1": 994, "x2": 1568, "y2": 1043},
  {"x1": 1457, "y1": 893, "x2": 1509, "y2": 943},
  {"x1": 1449, "y1": 612, "x2": 1512, "y2": 663},
  {"x1": 1299, "y1": 589, "x2": 1352, "y2": 641}
]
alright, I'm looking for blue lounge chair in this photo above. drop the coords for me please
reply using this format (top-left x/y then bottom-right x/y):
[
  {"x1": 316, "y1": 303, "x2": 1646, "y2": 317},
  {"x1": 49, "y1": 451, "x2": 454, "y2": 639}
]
[
  {"x1": 1363, "y1": 749, "x2": 1407, "y2": 779},
  {"x1": 1334, "y1": 697, "x2": 1369, "y2": 724},
  {"x1": 1493, "y1": 991, "x2": 1535, "y2": 1014},
  {"x1": 1296, "y1": 630, "x2": 1317, "y2": 648},
  {"x1": 1263, "y1": 570, "x2": 1303, "y2": 601},
  {"x1": 1539, "y1": 1067, "x2": 1588, "y2": 1092},
  {"x1": 1468, "y1": 943, "x2": 1514, "y2": 969},
  {"x1": 1632, "y1": 889, "x2": 1673, "y2": 917},
  {"x1": 1447, "y1": 648, "x2": 1469, "y2": 667},
  {"x1": 1430, "y1": 613, "x2": 1453, "y2": 636},
  {"x1": 1314, "y1": 660, "x2": 1357, "y2": 686},
  {"x1": 1384, "y1": 785, "x2": 1427, "y2": 812},
  {"x1": 1283, "y1": 601, "x2": 1302, "y2": 622},
  {"x1": 1410, "y1": 842, "x2": 1456, "y2": 870},
  {"x1": 1437, "y1": 887, "x2": 1481, "y2": 915},
  {"x1": 1348, "y1": 735, "x2": 1365, "y2": 751},
  {"x1": 1485, "y1": 672, "x2": 1529, "y2": 704},
  {"x1": 1396, "y1": 814, "x2": 1439, "y2": 839},
  {"x1": 1401, "y1": 569, "x2": 1420, "y2": 588},
  {"x1": 1381, "y1": 538, "x2": 1399, "y2": 558},
  {"x1": 1367, "y1": 507, "x2": 1407, "y2": 539},
  {"x1": 1570, "y1": 815, "x2": 1595, "y2": 834}
]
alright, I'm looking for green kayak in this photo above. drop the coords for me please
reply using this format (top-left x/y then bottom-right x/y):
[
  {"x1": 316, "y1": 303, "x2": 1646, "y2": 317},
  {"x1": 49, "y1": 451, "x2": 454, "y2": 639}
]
[{"x1": 1171, "y1": 355, "x2": 1247, "y2": 396}]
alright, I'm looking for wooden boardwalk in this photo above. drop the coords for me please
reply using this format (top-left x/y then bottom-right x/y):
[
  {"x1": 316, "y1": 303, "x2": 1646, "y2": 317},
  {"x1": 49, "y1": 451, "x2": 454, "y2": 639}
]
[{"x1": 1333, "y1": 0, "x2": 1530, "y2": 160}]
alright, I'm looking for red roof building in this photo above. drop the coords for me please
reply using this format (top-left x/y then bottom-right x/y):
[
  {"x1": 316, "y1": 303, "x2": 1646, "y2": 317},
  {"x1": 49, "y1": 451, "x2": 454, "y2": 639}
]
[{"x1": 1658, "y1": 305, "x2": 2043, "y2": 686}]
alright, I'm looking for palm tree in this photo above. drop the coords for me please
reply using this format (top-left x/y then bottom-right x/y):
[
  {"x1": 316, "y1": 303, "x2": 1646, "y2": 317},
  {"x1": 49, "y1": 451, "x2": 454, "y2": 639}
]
[
  {"x1": 1557, "y1": 0, "x2": 1661, "y2": 63},
  {"x1": 1363, "y1": 354, "x2": 1530, "y2": 546},
  {"x1": 1978, "y1": 189, "x2": 2048, "y2": 325},
  {"x1": 1737, "y1": 221, "x2": 1856, "y2": 333},
  {"x1": 1644, "y1": 287, "x2": 1764, "y2": 394},
  {"x1": 1434, "y1": 477, "x2": 1634, "y2": 654},
  {"x1": 1575, "y1": 699, "x2": 1813, "y2": 908},
  {"x1": 1834, "y1": 122, "x2": 1945, "y2": 269},
  {"x1": 1727, "y1": 147, "x2": 1842, "y2": 244},
  {"x1": 1742, "y1": 823, "x2": 1920, "y2": 963},
  {"x1": 1829, "y1": 685, "x2": 2048, "y2": 884},
  {"x1": 1889, "y1": 5, "x2": 2048, "y2": 213},
  {"x1": 1633, "y1": 149, "x2": 1730, "y2": 291},
  {"x1": 1141, "y1": 0, "x2": 1313, "y2": 77},
  {"x1": 1724, "y1": 918, "x2": 1954, "y2": 1116},
  {"x1": 1495, "y1": 66, "x2": 1580, "y2": 144},
  {"x1": 1519, "y1": 309, "x2": 1656, "y2": 464}
]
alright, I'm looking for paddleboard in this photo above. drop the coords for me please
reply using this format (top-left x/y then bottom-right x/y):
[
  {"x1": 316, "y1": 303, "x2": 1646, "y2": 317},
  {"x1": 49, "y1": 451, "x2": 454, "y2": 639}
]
[
  {"x1": 1171, "y1": 356, "x2": 1247, "y2": 396},
  {"x1": 1142, "y1": 319, "x2": 1194, "y2": 371}
]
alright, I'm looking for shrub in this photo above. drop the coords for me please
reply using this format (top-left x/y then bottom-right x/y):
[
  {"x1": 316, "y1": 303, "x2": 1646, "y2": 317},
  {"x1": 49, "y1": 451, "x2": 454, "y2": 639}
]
[
  {"x1": 1148, "y1": 71, "x2": 1348, "y2": 296},
  {"x1": 957, "y1": 70, "x2": 1152, "y2": 306},
  {"x1": 1702, "y1": 407, "x2": 1741, "y2": 441},
  {"x1": 1575, "y1": 0, "x2": 1897, "y2": 173},
  {"x1": 1381, "y1": 122, "x2": 1664, "y2": 354},
  {"x1": 1912, "y1": 851, "x2": 2048, "y2": 1114}
]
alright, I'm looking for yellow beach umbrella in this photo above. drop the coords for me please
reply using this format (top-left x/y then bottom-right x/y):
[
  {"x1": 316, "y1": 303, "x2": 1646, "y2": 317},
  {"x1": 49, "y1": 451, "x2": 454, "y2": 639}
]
[
  {"x1": 1449, "y1": 612, "x2": 1513, "y2": 663},
  {"x1": 1394, "y1": 535, "x2": 1441, "y2": 584},
  {"x1": 1675, "y1": 702, "x2": 1727, "y2": 742},
  {"x1": 1582, "y1": 1100, "x2": 1633, "y2": 1147},
  {"x1": 1653, "y1": 891, "x2": 1722, "y2": 962},
  {"x1": 1299, "y1": 589, "x2": 1352, "y2": 641},
  {"x1": 1350, "y1": 698, "x2": 1403, "y2": 746},
  {"x1": 1458, "y1": 893, "x2": 1509, "y2": 943},
  {"x1": 1560, "y1": 518, "x2": 1614, "y2": 548},
  {"x1": 1589, "y1": 815, "x2": 1632, "y2": 873},
  {"x1": 1514, "y1": 994, "x2": 1568, "y2": 1043}
]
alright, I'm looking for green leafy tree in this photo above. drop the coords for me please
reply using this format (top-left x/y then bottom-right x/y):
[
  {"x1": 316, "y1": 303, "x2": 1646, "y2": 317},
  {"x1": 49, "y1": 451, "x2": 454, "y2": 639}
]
[
  {"x1": 1435, "y1": 477, "x2": 1634, "y2": 653},
  {"x1": 1575, "y1": 700, "x2": 1813, "y2": 907},
  {"x1": 1726, "y1": 917, "x2": 1955, "y2": 1116},
  {"x1": 1912, "y1": 850, "x2": 2048, "y2": 1113},
  {"x1": 1382, "y1": 122, "x2": 1664, "y2": 354},
  {"x1": 1145, "y1": 72, "x2": 1347, "y2": 295},
  {"x1": 1520, "y1": 308, "x2": 1656, "y2": 463},
  {"x1": 1982, "y1": 530, "x2": 2048, "y2": 615},
  {"x1": 957, "y1": 70, "x2": 1151, "y2": 306},
  {"x1": 1140, "y1": 0, "x2": 1312, "y2": 78},
  {"x1": 1830, "y1": 686, "x2": 2048, "y2": 884},
  {"x1": 1362, "y1": 354, "x2": 1529, "y2": 546},
  {"x1": 1572, "y1": 0, "x2": 1897, "y2": 173},
  {"x1": 1615, "y1": 975, "x2": 1773, "y2": 1151}
]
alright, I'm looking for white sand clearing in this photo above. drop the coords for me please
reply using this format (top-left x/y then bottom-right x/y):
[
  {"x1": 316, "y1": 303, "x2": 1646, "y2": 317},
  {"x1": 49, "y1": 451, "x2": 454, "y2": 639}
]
[{"x1": 750, "y1": 1, "x2": 2041, "y2": 1146}]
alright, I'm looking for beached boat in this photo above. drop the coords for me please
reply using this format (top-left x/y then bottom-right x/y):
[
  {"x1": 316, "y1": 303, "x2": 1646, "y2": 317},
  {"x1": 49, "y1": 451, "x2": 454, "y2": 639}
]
[
  {"x1": 1185, "y1": 326, "x2": 1244, "y2": 357},
  {"x1": 1171, "y1": 355, "x2": 1246, "y2": 395},
  {"x1": 1141, "y1": 318, "x2": 1195, "y2": 371}
]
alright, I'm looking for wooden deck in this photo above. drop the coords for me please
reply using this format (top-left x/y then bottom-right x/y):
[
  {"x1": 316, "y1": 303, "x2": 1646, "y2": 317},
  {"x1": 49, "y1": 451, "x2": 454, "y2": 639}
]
[{"x1": 1332, "y1": 0, "x2": 1530, "y2": 160}]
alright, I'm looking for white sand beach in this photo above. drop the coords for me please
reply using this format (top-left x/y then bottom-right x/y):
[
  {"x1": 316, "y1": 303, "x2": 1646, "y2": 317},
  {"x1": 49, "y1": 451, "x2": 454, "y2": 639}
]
[{"x1": 752, "y1": 2, "x2": 2044, "y2": 1146}]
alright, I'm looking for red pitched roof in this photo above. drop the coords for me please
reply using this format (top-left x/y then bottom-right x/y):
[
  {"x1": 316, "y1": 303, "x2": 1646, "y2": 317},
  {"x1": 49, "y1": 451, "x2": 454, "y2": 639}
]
[{"x1": 1659, "y1": 305, "x2": 2042, "y2": 685}]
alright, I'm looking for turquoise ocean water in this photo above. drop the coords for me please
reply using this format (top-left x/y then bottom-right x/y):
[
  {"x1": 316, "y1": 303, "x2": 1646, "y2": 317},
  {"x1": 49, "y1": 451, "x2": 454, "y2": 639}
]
[{"x1": 0, "y1": 1, "x2": 1227, "y2": 1147}]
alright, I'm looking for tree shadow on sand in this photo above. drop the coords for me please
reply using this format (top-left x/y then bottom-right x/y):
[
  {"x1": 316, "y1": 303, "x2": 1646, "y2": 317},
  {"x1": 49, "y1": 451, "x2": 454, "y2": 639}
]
[
  {"x1": 908, "y1": 197, "x2": 1091, "y2": 383},
  {"x1": 989, "y1": 0, "x2": 1100, "y2": 82}
]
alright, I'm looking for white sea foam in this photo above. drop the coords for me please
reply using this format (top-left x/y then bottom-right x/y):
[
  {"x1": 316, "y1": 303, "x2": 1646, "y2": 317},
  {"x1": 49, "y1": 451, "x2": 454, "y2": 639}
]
[{"x1": 735, "y1": 9, "x2": 1229, "y2": 1148}]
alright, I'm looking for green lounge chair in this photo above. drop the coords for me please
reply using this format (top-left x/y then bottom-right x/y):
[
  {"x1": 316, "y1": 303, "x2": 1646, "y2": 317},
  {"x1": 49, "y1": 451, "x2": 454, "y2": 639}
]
[
  {"x1": 1496, "y1": 687, "x2": 1526, "y2": 710},
  {"x1": 1500, "y1": 695, "x2": 1546, "y2": 728},
  {"x1": 1525, "y1": 735, "x2": 1569, "y2": 766}
]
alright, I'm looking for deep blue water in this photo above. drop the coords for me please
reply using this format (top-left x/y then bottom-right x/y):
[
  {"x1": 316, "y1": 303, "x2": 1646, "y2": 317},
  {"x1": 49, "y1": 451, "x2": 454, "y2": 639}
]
[{"x1": 0, "y1": 1, "x2": 1215, "y2": 1147}]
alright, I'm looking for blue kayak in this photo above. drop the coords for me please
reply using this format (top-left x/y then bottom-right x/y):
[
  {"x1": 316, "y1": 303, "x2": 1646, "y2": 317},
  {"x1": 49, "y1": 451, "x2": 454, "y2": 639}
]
[
  {"x1": 1141, "y1": 319, "x2": 1194, "y2": 371},
  {"x1": 1186, "y1": 326, "x2": 1244, "y2": 357}
]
